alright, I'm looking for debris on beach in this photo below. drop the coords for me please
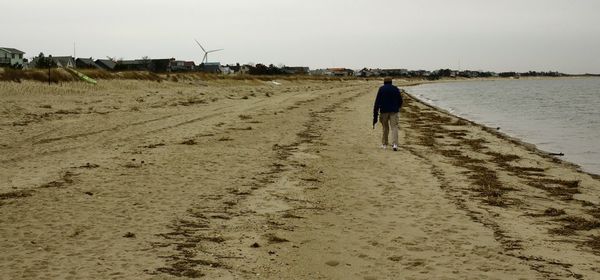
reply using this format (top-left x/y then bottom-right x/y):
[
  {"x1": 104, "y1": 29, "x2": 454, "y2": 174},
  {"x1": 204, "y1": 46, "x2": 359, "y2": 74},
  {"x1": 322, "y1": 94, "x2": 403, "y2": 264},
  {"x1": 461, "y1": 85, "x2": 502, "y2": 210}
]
[{"x1": 180, "y1": 139, "x2": 197, "y2": 145}]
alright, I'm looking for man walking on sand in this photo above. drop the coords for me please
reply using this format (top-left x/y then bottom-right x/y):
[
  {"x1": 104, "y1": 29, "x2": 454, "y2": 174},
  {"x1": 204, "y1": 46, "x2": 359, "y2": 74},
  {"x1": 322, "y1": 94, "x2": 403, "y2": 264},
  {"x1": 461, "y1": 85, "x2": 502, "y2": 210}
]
[{"x1": 373, "y1": 77, "x2": 403, "y2": 151}]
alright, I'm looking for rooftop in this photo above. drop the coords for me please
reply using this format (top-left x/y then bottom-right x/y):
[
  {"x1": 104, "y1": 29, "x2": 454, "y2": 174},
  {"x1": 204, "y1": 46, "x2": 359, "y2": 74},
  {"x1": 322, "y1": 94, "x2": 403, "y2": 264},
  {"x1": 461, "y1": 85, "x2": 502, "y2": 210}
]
[{"x1": 0, "y1": 47, "x2": 25, "y2": 54}]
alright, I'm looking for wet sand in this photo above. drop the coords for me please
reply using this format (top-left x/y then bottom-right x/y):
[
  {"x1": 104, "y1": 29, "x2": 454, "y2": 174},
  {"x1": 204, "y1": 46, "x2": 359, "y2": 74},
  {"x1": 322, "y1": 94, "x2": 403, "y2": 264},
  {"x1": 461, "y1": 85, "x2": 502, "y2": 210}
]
[{"x1": 1, "y1": 79, "x2": 599, "y2": 279}]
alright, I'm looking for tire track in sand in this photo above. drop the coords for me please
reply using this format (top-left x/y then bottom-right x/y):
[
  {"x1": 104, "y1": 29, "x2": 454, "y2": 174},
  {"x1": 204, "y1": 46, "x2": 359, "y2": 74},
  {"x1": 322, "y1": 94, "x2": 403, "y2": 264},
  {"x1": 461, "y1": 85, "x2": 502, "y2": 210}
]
[{"x1": 150, "y1": 85, "x2": 364, "y2": 278}]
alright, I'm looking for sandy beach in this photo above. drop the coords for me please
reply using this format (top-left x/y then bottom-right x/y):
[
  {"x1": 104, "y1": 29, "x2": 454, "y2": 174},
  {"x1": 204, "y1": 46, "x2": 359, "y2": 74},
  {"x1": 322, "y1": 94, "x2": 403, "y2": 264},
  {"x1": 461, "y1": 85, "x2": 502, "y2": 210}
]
[{"x1": 1, "y1": 78, "x2": 600, "y2": 279}]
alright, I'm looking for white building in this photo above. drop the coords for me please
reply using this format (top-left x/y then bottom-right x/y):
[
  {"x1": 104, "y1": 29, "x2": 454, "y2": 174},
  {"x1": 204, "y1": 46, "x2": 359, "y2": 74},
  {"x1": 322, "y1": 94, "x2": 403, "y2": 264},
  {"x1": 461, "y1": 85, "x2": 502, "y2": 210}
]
[{"x1": 0, "y1": 47, "x2": 26, "y2": 68}]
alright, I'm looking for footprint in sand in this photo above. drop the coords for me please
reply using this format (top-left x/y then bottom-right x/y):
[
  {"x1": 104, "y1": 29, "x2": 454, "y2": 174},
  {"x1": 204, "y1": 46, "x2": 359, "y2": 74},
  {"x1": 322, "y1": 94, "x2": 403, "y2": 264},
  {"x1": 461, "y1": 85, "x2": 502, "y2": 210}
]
[
  {"x1": 404, "y1": 259, "x2": 426, "y2": 269},
  {"x1": 388, "y1": 256, "x2": 403, "y2": 262},
  {"x1": 325, "y1": 260, "x2": 340, "y2": 267}
]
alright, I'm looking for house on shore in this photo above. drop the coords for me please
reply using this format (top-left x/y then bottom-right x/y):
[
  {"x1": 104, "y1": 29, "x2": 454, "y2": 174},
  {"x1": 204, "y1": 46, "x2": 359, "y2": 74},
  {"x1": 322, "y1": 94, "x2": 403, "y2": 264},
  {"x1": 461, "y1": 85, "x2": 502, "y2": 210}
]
[
  {"x1": 357, "y1": 68, "x2": 380, "y2": 77},
  {"x1": 239, "y1": 65, "x2": 251, "y2": 75},
  {"x1": 115, "y1": 58, "x2": 174, "y2": 72},
  {"x1": 29, "y1": 55, "x2": 74, "y2": 69},
  {"x1": 381, "y1": 69, "x2": 408, "y2": 77},
  {"x1": 76, "y1": 58, "x2": 101, "y2": 69},
  {"x1": 310, "y1": 68, "x2": 354, "y2": 76},
  {"x1": 0, "y1": 47, "x2": 26, "y2": 68},
  {"x1": 184, "y1": 61, "x2": 196, "y2": 71},
  {"x1": 116, "y1": 60, "x2": 148, "y2": 71},
  {"x1": 148, "y1": 59, "x2": 174, "y2": 72},
  {"x1": 309, "y1": 69, "x2": 327, "y2": 76},
  {"x1": 51, "y1": 56, "x2": 76, "y2": 68},
  {"x1": 199, "y1": 62, "x2": 221, "y2": 73},
  {"x1": 220, "y1": 66, "x2": 234, "y2": 75},
  {"x1": 171, "y1": 60, "x2": 196, "y2": 72},
  {"x1": 226, "y1": 64, "x2": 251, "y2": 75},
  {"x1": 327, "y1": 68, "x2": 355, "y2": 77},
  {"x1": 282, "y1": 66, "x2": 310, "y2": 75},
  {"x1": 95, "y1": 59, "x2": 116, "y2": 71}
]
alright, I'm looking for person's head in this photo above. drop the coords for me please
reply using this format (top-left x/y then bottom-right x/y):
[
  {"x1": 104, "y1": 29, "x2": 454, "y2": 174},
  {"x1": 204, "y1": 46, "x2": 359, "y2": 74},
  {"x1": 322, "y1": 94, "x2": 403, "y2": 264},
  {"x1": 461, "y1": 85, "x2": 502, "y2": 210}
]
[{"x1": 383, "y1": 77, "x2": 392, "y2": 84}]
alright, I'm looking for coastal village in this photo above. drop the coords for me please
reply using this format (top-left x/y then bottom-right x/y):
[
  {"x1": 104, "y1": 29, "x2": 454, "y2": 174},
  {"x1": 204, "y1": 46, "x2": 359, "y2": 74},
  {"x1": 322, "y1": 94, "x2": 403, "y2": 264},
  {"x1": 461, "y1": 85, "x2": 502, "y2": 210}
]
[{"x1": 1, "y1": 46, "x2": 568, "y2": 80}]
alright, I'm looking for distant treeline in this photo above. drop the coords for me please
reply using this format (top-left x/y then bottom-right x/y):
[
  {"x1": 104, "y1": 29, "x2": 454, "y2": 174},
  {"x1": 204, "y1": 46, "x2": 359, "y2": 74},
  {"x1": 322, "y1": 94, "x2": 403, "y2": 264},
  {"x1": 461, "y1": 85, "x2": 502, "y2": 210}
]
[
  {"x1": 247, "y1": 64, "x2": 287, "y2": 75},
  {"x1": 500, "y1": 71, "x2": 564, "y2": 78},
  {"x1": 425, "y1": 69, "x2": 566, "y2": 80}
]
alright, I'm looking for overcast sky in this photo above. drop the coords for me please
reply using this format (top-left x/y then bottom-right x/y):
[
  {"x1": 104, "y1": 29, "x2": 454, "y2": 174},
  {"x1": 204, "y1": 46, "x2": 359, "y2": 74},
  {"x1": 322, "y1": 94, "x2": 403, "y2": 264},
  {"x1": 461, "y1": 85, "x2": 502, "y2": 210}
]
[{"x1": 2, "y1": 0, "x2": 599, "y2": 73}]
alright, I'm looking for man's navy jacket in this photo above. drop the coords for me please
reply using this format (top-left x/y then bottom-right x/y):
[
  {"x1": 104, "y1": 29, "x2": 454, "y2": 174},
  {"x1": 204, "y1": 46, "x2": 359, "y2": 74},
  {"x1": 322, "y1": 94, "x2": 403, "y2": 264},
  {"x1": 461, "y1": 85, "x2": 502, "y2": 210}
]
[{"x1": 373, "y1": 83, "x2": 403, "y2": 114}]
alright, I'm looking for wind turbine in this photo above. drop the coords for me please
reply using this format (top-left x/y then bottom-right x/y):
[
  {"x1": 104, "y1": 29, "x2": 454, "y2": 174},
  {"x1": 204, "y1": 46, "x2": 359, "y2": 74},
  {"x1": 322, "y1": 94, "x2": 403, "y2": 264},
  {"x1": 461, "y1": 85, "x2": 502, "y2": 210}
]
[{"x1": 194, "y1": 39, "x2": 224, "y2": 64}]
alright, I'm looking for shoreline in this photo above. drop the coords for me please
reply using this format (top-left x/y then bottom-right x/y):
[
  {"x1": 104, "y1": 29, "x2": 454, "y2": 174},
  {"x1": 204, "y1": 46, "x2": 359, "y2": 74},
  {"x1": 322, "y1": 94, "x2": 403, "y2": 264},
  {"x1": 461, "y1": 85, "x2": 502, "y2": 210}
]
[
  {"x1": 397, "y1": 86, "x2": 600, "y2": 277},
  {"x1": 403, "y1": 79, "x2": 600, "y2": 179},
  {"x1": 406, "y1": 91, "x2": 599, "y2": 179}
]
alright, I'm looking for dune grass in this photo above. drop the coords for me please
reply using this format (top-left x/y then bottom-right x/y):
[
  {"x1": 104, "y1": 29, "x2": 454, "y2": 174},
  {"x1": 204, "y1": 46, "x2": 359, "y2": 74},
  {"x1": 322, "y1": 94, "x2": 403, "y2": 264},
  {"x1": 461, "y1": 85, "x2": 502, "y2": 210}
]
[{"x1": 1, "y1": 67, "x2": 362, "y2": 84}]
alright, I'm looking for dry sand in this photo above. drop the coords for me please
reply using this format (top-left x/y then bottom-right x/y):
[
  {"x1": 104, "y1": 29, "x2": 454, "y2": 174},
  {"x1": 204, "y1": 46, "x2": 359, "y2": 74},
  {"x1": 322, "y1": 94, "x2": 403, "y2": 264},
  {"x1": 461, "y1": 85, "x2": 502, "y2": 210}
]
[{"x1": 1, "y1": 78, "x2": 600, "y2": 279}]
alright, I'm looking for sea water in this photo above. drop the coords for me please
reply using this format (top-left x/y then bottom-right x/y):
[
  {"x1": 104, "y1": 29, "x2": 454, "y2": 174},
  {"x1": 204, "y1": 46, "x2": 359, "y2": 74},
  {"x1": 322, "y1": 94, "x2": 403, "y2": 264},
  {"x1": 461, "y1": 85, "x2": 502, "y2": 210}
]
[{"x1": 408, "y1": 78, "x2": 600, "y2": 175}]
